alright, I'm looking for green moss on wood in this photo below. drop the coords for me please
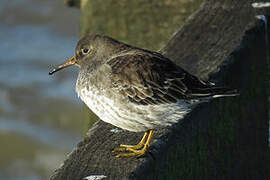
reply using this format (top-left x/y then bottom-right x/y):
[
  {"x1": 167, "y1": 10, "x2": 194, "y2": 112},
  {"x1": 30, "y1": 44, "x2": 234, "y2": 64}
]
[
  {"x1": 81, "y1": 0, "x2": 203, "y2": 51},
  {"x1": 153, "y1": 30, "x2": 269, "y2": 179}
]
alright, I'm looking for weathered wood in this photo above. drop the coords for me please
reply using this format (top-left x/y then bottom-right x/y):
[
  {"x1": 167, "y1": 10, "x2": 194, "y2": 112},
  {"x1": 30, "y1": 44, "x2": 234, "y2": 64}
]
[
  {"x1": 51, "y1": 0, "x2": 270, "y2": 179},
  {"x1": 161, "y1": 0, "x2": 255, "y2": 79}
]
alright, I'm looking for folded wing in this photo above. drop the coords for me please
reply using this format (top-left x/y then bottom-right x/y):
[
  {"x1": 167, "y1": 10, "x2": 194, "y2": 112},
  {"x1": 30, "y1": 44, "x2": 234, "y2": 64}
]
[{"x1": 107, "y1": 52, "x2": 237, "y2": 106}]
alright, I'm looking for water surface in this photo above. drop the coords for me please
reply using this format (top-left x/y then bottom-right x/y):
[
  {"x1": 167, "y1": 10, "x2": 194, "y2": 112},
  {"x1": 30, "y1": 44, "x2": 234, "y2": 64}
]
[{"x1": 0, "y1": 0, "x2": 82, "y2": 179}]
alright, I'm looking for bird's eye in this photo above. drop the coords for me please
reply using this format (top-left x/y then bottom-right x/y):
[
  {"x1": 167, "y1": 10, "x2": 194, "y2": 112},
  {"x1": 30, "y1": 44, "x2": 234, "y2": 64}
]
[{"x1": 82, "y1": 48, "x2": 89, "y2": 55}]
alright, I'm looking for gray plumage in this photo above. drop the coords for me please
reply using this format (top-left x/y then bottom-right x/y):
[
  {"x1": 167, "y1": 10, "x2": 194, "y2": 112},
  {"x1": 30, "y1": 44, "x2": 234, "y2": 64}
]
[{"x1": 73, "y1": 34, "x2": 238, "y2": 132}]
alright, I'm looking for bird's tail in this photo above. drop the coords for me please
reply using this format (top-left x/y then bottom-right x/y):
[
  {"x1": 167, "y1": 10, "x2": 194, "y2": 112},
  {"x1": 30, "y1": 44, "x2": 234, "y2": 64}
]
[
  {"x1": 211, "y1": 87, "x2": 239, "y2": 98},
  {"x1": 190, "y1": 87, "x2": 239, "y2": 99}
]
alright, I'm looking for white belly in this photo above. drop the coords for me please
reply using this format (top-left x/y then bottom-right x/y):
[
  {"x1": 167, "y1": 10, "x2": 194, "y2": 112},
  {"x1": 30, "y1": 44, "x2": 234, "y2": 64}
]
[{"x1": 76, "y1": 86, "x2": 196, "y2": 132}]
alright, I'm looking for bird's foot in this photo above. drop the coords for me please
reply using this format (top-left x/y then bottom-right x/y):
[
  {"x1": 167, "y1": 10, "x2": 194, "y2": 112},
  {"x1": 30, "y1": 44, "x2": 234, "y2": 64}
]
[
  {"x1": 112, "y1": 130, "x2": 154, "y2": 158},
  {"x1": 112, "y1": 131, "x2": 149, "y2": 154},
  {"x1": 112, "y1": 142, "x2": 144, "y2": 153},
  {"x1": 114, "y1": 145, "x2": 148, "y2": 158}
]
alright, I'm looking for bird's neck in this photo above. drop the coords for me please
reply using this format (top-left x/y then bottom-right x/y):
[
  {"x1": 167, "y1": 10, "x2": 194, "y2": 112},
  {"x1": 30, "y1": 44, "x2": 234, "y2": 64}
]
[{"x1": 100, "y1": 42, "x2": 133, "y2": 59}]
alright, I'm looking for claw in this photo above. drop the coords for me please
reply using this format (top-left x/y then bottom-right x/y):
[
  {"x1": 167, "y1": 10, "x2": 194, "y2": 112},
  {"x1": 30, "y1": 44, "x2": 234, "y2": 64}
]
[
  {"x1": 112, "y1": 147, "x2": 127, "y2": 153},
  {"x1": 115, "y1": 148, "x2": 147, "y2": 157}
]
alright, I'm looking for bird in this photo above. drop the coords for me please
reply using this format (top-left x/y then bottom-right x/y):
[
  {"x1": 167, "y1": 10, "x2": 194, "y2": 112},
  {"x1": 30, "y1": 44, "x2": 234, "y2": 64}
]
[{"x1": 49, "y1": 34, "x2": 238, "y2": 157}]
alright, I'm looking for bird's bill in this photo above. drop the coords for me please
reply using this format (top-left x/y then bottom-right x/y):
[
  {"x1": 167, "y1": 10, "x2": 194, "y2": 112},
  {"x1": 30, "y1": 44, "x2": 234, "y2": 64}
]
[{"x1": 49, "y1": 56, "x2": 77, "y2": 75}]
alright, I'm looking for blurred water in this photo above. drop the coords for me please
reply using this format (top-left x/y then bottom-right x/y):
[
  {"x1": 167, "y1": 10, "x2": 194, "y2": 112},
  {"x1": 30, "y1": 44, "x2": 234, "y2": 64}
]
[
  {"x1": 0, "y1": 0, "x2": 82, "y2": 179},
  {"x1": 0, "y1": 24, "x2": 80, "y2": 98},
  {"x1": 0, "y1": 118, "x2": 80, "y2": 150}
]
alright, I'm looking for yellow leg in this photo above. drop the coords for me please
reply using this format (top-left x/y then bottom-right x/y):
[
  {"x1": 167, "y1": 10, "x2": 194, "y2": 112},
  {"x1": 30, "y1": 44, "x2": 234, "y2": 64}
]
[
  {"x1": 112, "y1": 131, "x2": 149, "y2": 152},
  {"x1": 114, "y1": 130, "x2": 154, "y2": 157}
]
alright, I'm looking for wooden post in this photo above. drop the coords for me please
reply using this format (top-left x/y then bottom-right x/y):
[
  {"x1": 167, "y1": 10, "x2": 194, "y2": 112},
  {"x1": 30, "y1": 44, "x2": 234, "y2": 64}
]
[{"x1": 51, "y1": 0, "x2": 270, "y2": 179}]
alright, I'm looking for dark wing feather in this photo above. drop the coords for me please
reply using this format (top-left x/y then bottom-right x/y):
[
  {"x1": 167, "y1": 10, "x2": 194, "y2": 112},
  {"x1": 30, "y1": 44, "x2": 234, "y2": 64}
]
[{"x1": 107, "y1": 52, "x2": 235, "y2": 105}]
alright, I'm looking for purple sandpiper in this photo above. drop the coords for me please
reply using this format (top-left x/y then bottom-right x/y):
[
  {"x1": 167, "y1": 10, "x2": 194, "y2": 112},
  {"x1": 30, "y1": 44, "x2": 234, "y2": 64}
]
[{"x1": 49, "y1": 34, "x2": 238, "y2": 157}]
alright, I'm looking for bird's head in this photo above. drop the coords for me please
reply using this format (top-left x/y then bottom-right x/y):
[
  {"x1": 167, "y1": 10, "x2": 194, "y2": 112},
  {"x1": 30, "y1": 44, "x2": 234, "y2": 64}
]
[{"x1": 49, "y1": 34, "x2": 126, "y2": 75}]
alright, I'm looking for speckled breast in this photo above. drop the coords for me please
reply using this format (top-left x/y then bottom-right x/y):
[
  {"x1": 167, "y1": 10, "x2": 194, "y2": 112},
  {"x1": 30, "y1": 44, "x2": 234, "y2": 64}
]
[{"x1": 75, "y1": 69, "x2": 152, "y2": 132}]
